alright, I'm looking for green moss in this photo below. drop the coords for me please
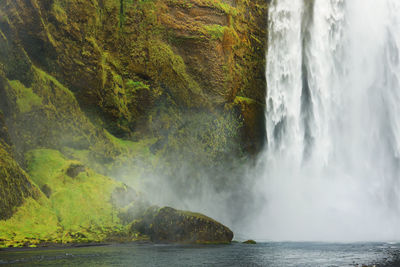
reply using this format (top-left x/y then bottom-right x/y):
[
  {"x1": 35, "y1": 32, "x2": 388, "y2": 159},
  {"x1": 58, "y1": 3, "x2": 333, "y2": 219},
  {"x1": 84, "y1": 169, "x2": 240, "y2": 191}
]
[
  {"x1": 234, "y1": 96, "x2": 257, "y2": 105},
  {"x1": 243, "y1": 239, "x2": 257, "y2": 244},
  {"x1": 206, "y1": 0, "x2": 238, "y2": 16},
  {"x1": 203, "y1": 24, "x2": 227, "y2": 41},
  {"x1": 0, "y1": 143, "x2": 38, "y2": 221},
  {"x1": 8, "y1": 80, "x2": 42, "y2": 113},
  {"x1": 52, "y1": 0, "x2": 68, "y2": 25},
  {"x1": 125, "y1": 80, "x2": 150, "y2": 92},
  {"x1": 50, "y1": 170, "x2": 121, "y2": 242},
  {"x1": 4, "y1": 148, "x2": 134, "y2": 245},
  {"x1": 25, "y1": 149, "x2": 122, "y2": 240},
  {"x1": 32, "y1": 65, "x2": 74, "y2": 97},
  {"x1": 148, "y1": 40, "x2": 203, "y2": 106},
  {"x1": 180, "y1": 210, "x2": 218, "y2": 223},
  {"x1": 0, "y1": 29, "x2": 6, "y2": 41},
  {"x1": 0, "y1": 197, "x2": 61, "y2": 248},
  {"x1": 166, "y1": 0, "x2": 237, "y2": 15},
  {"x1": 25, "y1": 149, "x2": 68, "y2": 189}
]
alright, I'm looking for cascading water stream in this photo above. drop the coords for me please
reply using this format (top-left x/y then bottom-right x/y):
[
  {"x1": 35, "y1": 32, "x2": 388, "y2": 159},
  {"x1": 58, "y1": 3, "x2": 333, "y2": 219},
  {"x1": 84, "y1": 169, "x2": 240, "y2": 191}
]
[{"x1": 256, "y1": 0, "x2": 400, "y2": 241}]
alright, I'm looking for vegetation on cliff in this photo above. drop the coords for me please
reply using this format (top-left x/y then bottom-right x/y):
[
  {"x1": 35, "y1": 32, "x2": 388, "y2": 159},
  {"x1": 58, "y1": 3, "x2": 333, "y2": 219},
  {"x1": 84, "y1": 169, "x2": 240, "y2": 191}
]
[
  {"x1": 0, "y1": 149, "x2": 134, "y2": 248},
  {"x1": 0, "y1": 0, "x2": 267, "y2": 246}
]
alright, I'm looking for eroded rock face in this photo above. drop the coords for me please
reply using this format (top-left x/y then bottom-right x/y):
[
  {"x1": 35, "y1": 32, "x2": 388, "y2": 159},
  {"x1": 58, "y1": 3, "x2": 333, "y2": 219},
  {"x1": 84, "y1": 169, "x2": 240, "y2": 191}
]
[
  {"x1": 130, "y1": 206, "x2": 234, "y2": 244},
  {"x1": 0, "y1": 0, "x2": 267, "y2": 143}
]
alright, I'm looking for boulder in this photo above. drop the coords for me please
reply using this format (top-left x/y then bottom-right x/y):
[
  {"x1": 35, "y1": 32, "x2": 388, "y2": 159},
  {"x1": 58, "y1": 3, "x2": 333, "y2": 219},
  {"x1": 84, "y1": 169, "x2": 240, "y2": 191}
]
[
  {"x1": 66, "y1": 164, "x2": 85, "y2": 178},
  {"x1": 130, "y1": 206, "x2": 233, "y2": 244}
]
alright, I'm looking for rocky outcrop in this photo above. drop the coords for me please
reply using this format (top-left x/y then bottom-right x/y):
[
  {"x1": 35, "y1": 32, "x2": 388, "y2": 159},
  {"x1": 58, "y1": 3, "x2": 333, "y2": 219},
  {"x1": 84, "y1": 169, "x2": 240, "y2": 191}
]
[
  {"x1": 0, "y1": 143, "x2": 38, "y2": 221},
  {"x1": 0, "y1": 149, "x2": 136, "y2": 247},
  {"x1": 130, "y1": 206, "x2": 233, "y2": 244},
  {"x1": 0, "y1": 114, "x2": 38, "y2": 220},
  {"x1": 0, "y1": 0, "x2": 267, "y2": 246}
]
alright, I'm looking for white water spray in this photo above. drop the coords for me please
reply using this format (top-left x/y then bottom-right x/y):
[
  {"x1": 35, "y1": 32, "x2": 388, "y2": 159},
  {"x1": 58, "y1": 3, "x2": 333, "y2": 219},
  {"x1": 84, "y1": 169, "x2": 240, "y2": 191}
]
[{"x1": 257, "y1": 0, "x2": 400, "y2": 241}]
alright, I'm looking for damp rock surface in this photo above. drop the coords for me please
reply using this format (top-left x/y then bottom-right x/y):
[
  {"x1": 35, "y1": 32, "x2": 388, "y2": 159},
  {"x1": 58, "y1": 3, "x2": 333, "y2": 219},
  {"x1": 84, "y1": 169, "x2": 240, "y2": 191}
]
[{"x1": 130, "y1": 207, "x2": 234, "y2": 244}]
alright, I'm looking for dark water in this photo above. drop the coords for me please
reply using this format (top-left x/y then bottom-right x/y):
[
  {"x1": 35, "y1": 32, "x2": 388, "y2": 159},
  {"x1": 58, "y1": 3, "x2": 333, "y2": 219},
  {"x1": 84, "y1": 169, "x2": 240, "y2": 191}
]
[{"x1": 1, "y1": 242, "x2": 400, "y2": 266}]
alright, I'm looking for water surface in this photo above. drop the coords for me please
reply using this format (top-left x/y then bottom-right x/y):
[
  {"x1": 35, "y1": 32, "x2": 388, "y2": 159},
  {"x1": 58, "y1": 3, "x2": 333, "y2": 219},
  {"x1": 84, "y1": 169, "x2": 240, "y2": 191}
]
[{"x1": 1, "y1": 242, "x2": 400, "y2": 266}]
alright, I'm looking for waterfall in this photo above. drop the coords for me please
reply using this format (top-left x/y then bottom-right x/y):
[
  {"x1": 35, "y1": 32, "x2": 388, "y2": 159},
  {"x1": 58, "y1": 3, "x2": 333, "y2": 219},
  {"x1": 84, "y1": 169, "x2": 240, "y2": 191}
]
[{"x1": 257, "y1": 0, "x2": 400, "y2": 241}]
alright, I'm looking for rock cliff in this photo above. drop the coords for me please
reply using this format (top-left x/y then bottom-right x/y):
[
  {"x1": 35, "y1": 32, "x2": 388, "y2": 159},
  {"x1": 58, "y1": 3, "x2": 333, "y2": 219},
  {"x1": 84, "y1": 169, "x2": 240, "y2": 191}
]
[{"x1": 0, "y1": 0, "x2": 267, "y2": 247}]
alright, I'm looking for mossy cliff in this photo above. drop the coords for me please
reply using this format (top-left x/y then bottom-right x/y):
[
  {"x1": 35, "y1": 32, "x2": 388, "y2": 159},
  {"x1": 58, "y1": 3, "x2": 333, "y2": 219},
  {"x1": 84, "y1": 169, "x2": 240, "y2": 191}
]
[
  {"x1": 0, "y1": 149, "x2": 129, "y2": 248},
  {"x1": 0, "y1": 0, "x2": 267, "y2": 148},
  {"x1": 0, "y1": 0, "x2": 267, "y2": 246},
  {"x1": 0, "y1": 114, "x2": 39, "y2": 221}
]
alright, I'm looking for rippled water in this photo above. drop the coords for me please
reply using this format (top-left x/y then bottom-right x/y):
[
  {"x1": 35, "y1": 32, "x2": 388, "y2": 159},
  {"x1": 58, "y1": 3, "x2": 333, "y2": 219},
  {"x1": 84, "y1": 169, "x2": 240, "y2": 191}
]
[{"x1": 1, "y1": 242, "x2": 400, "y2": 266}]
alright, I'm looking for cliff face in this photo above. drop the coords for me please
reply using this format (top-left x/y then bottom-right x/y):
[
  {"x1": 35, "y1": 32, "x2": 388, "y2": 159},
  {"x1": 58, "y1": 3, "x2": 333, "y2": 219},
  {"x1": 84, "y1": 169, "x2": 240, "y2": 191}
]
[
  {"x1": 0, "y1": 0, "x2": 267, "y2": 246},
  {"x1": 0, "y1": 0, "x2": 266, "y2": 146}
]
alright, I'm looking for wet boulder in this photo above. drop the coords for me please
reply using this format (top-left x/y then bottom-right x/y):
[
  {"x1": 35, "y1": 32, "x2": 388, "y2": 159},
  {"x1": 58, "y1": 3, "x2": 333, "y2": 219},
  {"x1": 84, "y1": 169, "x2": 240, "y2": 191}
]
[{"x1": 130, "y1": 206, "x2": 233, "y2": 244}]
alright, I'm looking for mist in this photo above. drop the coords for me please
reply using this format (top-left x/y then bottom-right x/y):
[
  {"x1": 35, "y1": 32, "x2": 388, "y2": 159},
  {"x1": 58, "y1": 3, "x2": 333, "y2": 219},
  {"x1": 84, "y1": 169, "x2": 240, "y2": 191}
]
[
  {"x1": 111, "y1": 108, "x2": 263, "y2": 239},
  {"x1": 111, "y1": 0, "x2": 400, "y2": 243}
]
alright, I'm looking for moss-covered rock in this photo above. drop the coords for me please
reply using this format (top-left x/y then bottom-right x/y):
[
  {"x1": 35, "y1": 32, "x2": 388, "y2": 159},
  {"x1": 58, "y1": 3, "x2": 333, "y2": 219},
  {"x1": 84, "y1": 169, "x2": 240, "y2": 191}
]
[
  {"x1": 0, "y1": 111, "x2": 10, "y2": 147},
  {"x1": 25, "y1": 149, "x2": 128, "y2": 242},
  {"x1": 0, "y1": 149, "x2": 139, "y2": 248},
  {"x1": 0, "y1": 143, "x2": 38, "y2": 221},
  {"x1": 0, "y1": 0, "x2": 267, "y2": 143},
  {"x1": 0, "y1": 113, "x2": 39, "y2": 220},
  {"x1": 233, "y1": 96, "x2": 266, "y2": 153},
  {"x1": 130, "y1": 206, "x2": 233, "y2": 244},
  {"x1": 0, "y1": 0, "x2": 266, "y2": 247},
  {"x1": 0, "y1": 0, "x2": 267, "y2": 191}
]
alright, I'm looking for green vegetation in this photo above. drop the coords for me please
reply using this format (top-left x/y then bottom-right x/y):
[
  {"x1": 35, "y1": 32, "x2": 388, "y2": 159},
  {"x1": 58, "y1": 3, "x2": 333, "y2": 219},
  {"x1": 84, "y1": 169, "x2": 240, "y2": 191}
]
[
  {"x1": 147, "y1": 40, "x2": 204, "y2": 106},
  {"x1": 0, "y1": 143, "x2": 38, "y2": 222},
  {"x1": 125, "y1": 80, "x2": 150, "y2": 92},
  {"x1": 0, "y1": 0, "x2": 267, "y2": 247},
  {"x1": 8, "y1": 80, "x2": 42, "y2": 113},
  {"x1": 234, "y1": 96, "x2": 258, "y2": 105},
  {"x1": 203, "y1": 25, "x2": 227, "y2": 41},
  {"x1": 0, "y1": 149, "x2": 135, "y2": 248},
  {"x1": 0, "y1": 197, "x2": 61, "y2": 248}
]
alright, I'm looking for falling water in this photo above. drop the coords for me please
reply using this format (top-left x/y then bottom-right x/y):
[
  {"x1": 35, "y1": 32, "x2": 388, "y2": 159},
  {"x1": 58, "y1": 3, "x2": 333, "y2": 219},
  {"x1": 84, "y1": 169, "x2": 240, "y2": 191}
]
[{"x1": 257, "y1": 0, "x2": 400, "y2": 241}]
